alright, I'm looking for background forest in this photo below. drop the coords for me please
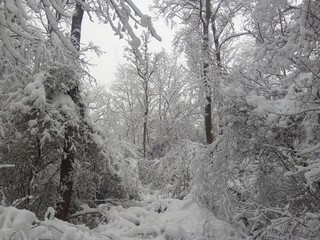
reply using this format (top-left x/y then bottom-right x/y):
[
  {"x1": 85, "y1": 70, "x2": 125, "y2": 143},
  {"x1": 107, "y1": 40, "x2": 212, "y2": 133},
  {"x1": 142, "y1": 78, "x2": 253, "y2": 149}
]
[{"x1": 0, "y1": 0, "x2": 319, "y2": 239}]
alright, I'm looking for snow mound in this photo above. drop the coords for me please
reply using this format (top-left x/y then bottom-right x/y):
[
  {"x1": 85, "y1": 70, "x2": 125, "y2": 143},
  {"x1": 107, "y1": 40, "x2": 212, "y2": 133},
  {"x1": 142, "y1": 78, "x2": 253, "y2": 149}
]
[
  {"x1": 96, "y1": 194, "x2": 243, "y2": 240},
  {"x1": 0, "y1": 206, "x2": 110, "y2": 240},
  {"x1": 0, "y1": 194, "x2": 243, "y2": 240},
  {"x1": 163, "y1": 222, "x2": 188, "y2": 240},
  {"x1": 0, "y1": 206, "x2": 36, "y2": 239}
]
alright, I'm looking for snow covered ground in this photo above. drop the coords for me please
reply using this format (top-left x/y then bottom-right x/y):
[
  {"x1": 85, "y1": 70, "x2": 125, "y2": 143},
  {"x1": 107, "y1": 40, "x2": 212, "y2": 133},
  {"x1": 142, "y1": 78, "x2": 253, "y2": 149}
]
[{"x1": 0, "y1": 193, "x2": 242, "y2": 240}]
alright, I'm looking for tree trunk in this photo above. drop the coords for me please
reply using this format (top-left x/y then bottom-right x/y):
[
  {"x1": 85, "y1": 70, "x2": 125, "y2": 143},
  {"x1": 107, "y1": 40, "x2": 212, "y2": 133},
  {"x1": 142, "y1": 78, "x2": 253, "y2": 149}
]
[
  {"x1": 56, "y1": 1, "x2": 84, "y2": 220},
  {"x1": 211, "y1": 16, "x2": 223, "y2": 136},
  {"x1": 211, "y1": 20, "x2": 222, "y2": 67},
  {"x1": 143, "y1": 81, "x2": 149, "y2": 158},
  {"x1": 56, "y1": 127, "x2": 75, "y2": 220},
  {"x1": 202, "y1": 0, "x2": 214, "y2": 144},
  {"x1": 204, "y1": 95, "x2": 213, "y2": 144}
]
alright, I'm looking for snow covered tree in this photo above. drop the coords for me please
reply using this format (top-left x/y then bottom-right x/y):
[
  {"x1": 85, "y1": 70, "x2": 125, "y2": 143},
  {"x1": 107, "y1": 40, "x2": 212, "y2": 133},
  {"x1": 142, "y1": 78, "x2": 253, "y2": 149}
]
[
  {"x1": 155, "y1": 0, "x2": 250, "y2": 144},
  {"x1": 155, "y1": 0, "x2": 214, "y2": 144},
  {"x1": 110, "y1": 64, "x2": 143, "y2": 145},
  {"x1": 242, "y1": 1, "x2": 320, "y2": 238},
  {"x1": 150, "y1": 0, "x2": 320, "y2": 238},
  {"x1": 149, "y1": 51, "x2": 203, "y2": 157},
  {"x1": 109, "y1": 49, "x2": 202, "y2": 158},
  {"x1": 124, "y1": 32, "x2": 160, "y2": 158},
  {"x1": 0, "y1": 0, "x2": 161, "y2": 220},
  {"x1": 191, "y1": 0, "x2": 320, "y2": 238}
]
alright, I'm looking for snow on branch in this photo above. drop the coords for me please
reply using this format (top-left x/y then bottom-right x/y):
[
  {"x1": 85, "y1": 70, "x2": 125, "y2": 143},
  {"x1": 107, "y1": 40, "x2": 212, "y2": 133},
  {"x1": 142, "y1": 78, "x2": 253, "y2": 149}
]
[
  {"x1": 0, "y1": 164, "x2": 15, "y2": 169},
  {"x1": 25, "y1": 0, "x2": 41, "y2": 13},
  {"x1": 87, "y1": 0, "x2": 161, "y2": 52},
  {"x1": 124, "y1": 0, "x2": 162, "y2": 41},
  {"x1": 42, "y1": 0, "x2": 78, "y2": 53},
  {"x1": 48, "y1": 0, "x2": 71, "y2": 18},
  {"x1": 0, "y1": 25, "x2": 26, "y2": 63}
]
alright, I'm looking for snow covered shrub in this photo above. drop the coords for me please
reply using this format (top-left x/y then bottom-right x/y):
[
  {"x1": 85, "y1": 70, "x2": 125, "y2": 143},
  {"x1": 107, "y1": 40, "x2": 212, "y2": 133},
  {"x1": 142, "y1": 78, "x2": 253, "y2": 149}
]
[
  {"x1": 0, "y1": 70, "x2": 65, "y2": 215},
  {"x1": 240, "y1": 71, "x2": 320, "y2": 239},
  {"x1": 72, "y1": 140, "x2": 126, "y2": 204},
  {"x1": 71, "y1": 135, "x2": 142, "y2": 219},
  {"x1": 191, "y1": 90, "x2": 316, "y2": 236},
  {"x1": 253, "y1": 89, "x2": 320, "y2": 239},
  {"x1": 0, "y1": 206, "x2": 111, "y2": 239},
  {"x1": 113, "y1": 157, "x2": 141, "y2": 199},
  {"x1": 139, "y1": 142, "x2": 202, "y2": 198},
  {"x1": 0, "y1": 63, "x2": 133, "y2": 218},
  {"x1": 191, "y1": 1, "x2": 320, "y2": 237},
  {"x1": 191, "y1": 109, "x2": 254, "y2": 224}
]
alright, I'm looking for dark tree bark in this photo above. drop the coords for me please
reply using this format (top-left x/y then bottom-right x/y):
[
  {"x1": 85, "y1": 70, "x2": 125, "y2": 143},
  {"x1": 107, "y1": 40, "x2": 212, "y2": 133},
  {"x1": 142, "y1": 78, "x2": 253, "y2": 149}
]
[
  {"x1": 211, "y1": 20, "x2": 222, "y2": 67},
  {"x1": 56, "y1": 1, "x2": 84, "y2": 221},
  {"x1": 143, "y1": 81, "x2": 149, "y2": 158},
  {"x1": 70, "y1": 2, "x2": 85, "y2": 53},
  {"x1": 201, "y1": 0, "x2": 214, "y2": 144},
  {"x1": 56, "y1": 128, "x2": 75, "y2": 220}
]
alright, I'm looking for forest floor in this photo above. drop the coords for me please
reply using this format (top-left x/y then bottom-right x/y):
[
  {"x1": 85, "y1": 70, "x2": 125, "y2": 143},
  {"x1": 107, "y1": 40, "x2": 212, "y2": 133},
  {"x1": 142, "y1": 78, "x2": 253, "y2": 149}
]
[
  {"x1": 93, "y1": 192, "x2": 242, "y2": 240},
  {"x1": 0, "y1": 192, "x2": 243, "y2": 240}
]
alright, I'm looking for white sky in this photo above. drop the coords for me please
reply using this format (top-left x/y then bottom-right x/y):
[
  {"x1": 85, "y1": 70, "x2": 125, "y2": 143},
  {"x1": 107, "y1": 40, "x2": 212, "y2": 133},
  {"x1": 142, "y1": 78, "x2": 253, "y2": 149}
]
[{"x1": 81, "y1": 0, "x2": 173, "y2": 87}]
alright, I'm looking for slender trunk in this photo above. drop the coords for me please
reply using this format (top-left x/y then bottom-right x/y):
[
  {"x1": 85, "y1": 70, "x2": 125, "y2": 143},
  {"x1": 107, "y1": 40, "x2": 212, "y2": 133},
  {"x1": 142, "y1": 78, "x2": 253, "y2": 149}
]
[
  {"x1": 143, "y1": 120, "x2": 147, "y2": 157},
  {"x1": 56, "y1": 1, "x2": 84, "y2": 220},
  {"x1": 131, "y1": 33, "x2": 153, "y2": 158},
  {"x1": 211, "y1": 17, "x2": 223, "y2": 135},
  {"x1": 143, "y1": 81, "x2": 149, "y2": 158},
  {"x1": 159, "y1": 88, "x2": 162, "y2": 122},
  {"x1": 212, "y1": 20, "x2": 222, "y2": 67},
  {"x1": 204, "y1": 95, "x2": 213, "y2": 144},
  {"x1": 202, "y1": 0, "x2": 214, "y2": 144}
]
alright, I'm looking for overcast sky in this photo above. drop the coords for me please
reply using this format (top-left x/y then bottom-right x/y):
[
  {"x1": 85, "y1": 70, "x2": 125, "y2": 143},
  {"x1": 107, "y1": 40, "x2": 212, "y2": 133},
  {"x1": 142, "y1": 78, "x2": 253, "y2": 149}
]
[{"x1": 81, "y1": 0, "x2": 173, "y2": 87}]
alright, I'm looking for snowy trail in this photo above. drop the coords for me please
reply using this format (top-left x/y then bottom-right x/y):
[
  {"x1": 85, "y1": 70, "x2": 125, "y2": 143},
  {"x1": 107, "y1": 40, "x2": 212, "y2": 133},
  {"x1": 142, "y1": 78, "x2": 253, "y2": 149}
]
[
  {"x1": 95, "y1": 194, "x2": 242, "y2": 240},
  {"x1": 0, "y1": 194, "x2": 242, "y2": 240}
]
